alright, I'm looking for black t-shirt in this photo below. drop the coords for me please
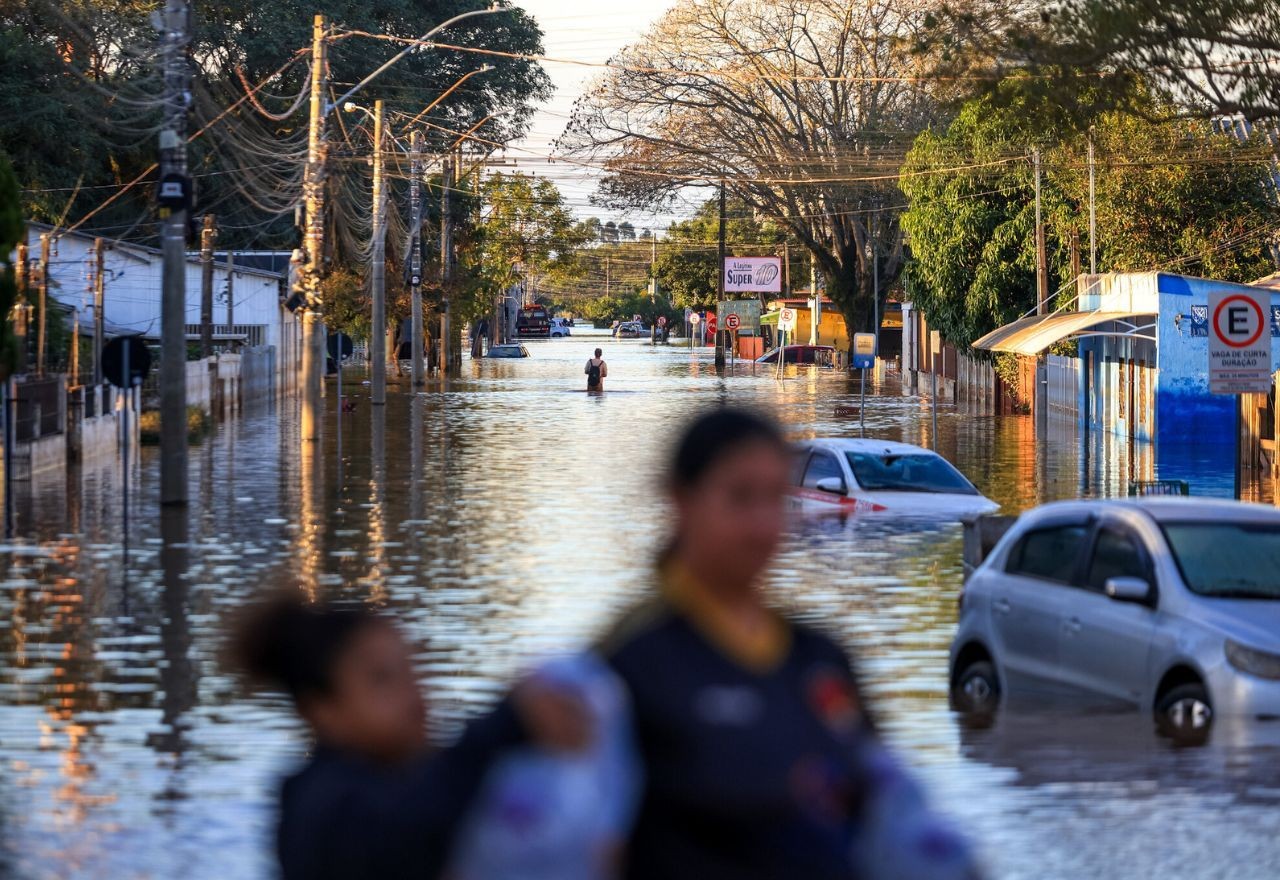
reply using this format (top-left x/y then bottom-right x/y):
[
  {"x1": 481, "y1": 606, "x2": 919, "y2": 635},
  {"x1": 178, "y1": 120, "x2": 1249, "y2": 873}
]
[{"x1": 602, "y1": 599, "x2": 868, "y2": 880}]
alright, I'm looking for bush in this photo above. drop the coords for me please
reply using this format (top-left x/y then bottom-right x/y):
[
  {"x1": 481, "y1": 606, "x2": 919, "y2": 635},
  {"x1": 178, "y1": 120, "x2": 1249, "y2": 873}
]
[{"x1": 139, "y1": 406, "x2": 212, "y2": 445}]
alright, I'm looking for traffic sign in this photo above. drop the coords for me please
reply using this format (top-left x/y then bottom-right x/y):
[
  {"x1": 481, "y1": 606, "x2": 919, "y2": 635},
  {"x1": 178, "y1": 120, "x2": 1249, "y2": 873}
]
[
  {"x1": 327, "y1": 332, "x2": 354, "y2": 361},
  {"x1": 1209, "y1": 289, "x2": 1272, "y2": 394},
  {"x1": 852, "y1": 333, "x2": 876, "y2": 370},
  {"x1": 101, "y1": 335, "x2": 152, "y2": 389},
  {"x1": 657, "y1": 316, "x2": 667, "y2": 327},
  {"x1": 690, "y1": 312, "x2": 701, "y2": 325},
  {"x1": 706, "y1": 313, "x2": 718, "y2": 337},
  {"x1": 778, "y1": 308, "x2": 797, "y2": 332},
  {"x1": 725, "y1": 313, "x2": 741, "y2": 331}
]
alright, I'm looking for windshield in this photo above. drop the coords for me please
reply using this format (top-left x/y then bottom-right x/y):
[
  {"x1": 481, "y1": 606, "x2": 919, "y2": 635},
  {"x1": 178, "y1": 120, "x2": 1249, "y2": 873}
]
[
  {"x1": 1162, "y1": 522, "x2": 1280, "y2": 599},
  {"x1": 845, "y1": 452, "x2": 978, "y2": 495}
]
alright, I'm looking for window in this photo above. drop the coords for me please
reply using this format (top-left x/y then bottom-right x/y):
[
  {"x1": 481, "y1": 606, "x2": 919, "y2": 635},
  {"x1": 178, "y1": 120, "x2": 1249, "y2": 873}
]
[
  {"x1": 1162, "y1": 522, "x2": 1280, "y2": 600},
  {"x1": 802, "y1": 452, "x2": 845, "y2": 492},
  {"x1": 1085, "y1": 529, "x2": 1148, "y2": 594},
  {"x1": 845, "y1": 452, "x2": 978, "y2": 495},
  {"x1": 1006, "y1": 524, "x2": 1089, "y2": 583}
]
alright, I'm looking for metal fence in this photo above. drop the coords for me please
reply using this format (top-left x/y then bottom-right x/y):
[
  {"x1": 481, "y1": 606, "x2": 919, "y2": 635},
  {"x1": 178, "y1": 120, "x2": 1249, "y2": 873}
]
[
  {"x1": 1046, "y1": 355, "x2": 1081, "y2": 422},
  {"x1": 14, "y1": 377, "x2": 64, "y2": 442}
]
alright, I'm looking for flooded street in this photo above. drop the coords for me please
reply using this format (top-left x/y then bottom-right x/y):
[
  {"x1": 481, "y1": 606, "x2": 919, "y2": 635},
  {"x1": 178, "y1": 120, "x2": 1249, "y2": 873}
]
[{"x1": 1, "y1": 327, "x2": 1277, "y2": 879}]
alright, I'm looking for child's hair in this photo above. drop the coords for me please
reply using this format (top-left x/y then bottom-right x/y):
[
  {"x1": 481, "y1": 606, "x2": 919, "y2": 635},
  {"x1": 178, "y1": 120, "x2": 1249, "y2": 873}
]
[
  {"x1": 232, "y1": 596, "x2": 381, "y2": 704},
  {"x1": 669, "y1": 407, "x2": 786, "y2": 490}
]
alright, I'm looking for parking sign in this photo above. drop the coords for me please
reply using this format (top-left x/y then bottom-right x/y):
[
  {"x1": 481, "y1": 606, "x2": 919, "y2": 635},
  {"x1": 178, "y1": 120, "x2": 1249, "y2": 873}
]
[
  {"x1": 1209, "y1": 289, "x2": 1272, "y2": 394},
  {"x1": 778, "y1": 308, "x2": 797, "y2": 332},
  {"x1": 852, "y1": 333, "x2": 876, "y2": 370}
]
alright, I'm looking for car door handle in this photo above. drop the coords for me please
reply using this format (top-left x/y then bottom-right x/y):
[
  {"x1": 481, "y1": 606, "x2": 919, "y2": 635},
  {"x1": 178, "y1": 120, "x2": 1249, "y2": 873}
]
[
  {"x1": 993, "y1": 598, "x2": 1012, "y2": 615},
  {"x1": 1064, "y1": 616, "x2": 1082, "y2": 634}
]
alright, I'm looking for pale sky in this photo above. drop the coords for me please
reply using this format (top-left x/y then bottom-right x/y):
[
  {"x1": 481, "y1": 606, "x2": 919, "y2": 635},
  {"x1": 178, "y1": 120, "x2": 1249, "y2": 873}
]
[{"x1": 500, "y1": 1, "x2": 681, "y2": 229}]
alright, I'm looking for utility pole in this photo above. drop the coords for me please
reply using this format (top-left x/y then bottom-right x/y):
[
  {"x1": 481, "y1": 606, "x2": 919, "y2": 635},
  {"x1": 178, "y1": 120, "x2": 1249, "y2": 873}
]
[
  {"x1": 36, "y1": 232, "x2": 49, "y2": 377},
  {"x1": 300, "y1": 13, "x2": 329, "y2": 444},
  {"x1": 440, "y1": 153, "x2": 454, "y2": 374},
  {"x1": 93, "y1": 238, "x2": 105, "y2": 384},
  {"x1": 1088, "y1": 128, "x2": 1097, "y2": 276},
  {"x1": 226, "y1": 251, "x2": 235, "y2": 329},
  {"x1": 409, "y1": 129, "x2": 424, "y2": 386},
  {"x1": 783, "y1": 241, "x2": 790, "y2": 295},
  {"x1": 200, "y1": 214, "x2": 216, "y2": 357},
  {"x1": 15, "y1": 243, "x2": 28, "y2": 373},
  {"x1": 370, "y1": 99, "x2": 387, "y2": 404},
  {"x1": 1034, "y1": 148, "x2": 1048, "y2": 316},
  {"x1": 158, "y1": 0, "x2": 191, "y2": 505},
  {"x1": 715, "y1": 180, "x2": 727, "y2": 370},
  {"x1": 809, "y1": 261, "x2": 818, "y2": 346}
]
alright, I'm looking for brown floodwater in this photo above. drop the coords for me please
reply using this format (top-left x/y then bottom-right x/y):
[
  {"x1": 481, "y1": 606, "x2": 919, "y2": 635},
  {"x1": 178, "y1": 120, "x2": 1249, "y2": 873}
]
[{"x1": 0, "y1": 327, "x2": 1277, "y2": 878}]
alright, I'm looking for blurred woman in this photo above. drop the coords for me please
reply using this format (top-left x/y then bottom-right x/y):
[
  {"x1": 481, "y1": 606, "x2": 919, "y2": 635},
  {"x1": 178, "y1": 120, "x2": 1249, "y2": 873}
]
[
  {"x1": 234, "y1": 598, "x2": 585, "y2": 880},
  {"x1": 599, "y1": 408, "x2": 977, "y2": 880}
]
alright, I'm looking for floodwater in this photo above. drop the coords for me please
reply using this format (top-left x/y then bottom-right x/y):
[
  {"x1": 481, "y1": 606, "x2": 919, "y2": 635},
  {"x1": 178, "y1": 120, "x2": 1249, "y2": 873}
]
[{"x1": 1, "y1": 327, "x2": 1277, "y2": 879}]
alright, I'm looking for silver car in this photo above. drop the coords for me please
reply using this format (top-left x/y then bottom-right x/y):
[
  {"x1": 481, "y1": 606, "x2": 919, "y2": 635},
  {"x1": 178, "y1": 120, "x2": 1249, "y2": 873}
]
[{"x1": 950, "y1": 498, "x2": 1280, "y2": 740}]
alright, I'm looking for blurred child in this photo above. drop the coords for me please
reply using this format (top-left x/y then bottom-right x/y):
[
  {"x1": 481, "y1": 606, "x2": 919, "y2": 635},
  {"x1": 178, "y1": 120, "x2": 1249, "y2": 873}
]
[{"x1": 234, "y1": 597, "x2": 587, "y2": 880}]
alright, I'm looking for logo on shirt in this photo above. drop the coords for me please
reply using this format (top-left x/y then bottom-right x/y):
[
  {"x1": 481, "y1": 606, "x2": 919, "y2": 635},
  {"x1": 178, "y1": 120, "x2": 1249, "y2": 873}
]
[{"x1": 806, "y1": 667, "x2": 861, "y2": 736}]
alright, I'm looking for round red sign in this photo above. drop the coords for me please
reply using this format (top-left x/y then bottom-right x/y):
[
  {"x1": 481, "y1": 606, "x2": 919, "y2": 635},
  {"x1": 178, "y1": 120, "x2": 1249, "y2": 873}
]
[
  {"x1": 1213, "y1": 294, "x2": 1266, "y2": 349},
  {"x1": 725, "y1": 313, "x2": 741, "y2": 330}
]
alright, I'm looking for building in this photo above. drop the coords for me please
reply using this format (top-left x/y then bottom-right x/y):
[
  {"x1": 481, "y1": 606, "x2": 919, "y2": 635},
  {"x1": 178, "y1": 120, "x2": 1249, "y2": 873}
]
[{"x1": 763, "y1": 297, "x2": 903, "y2": 357}]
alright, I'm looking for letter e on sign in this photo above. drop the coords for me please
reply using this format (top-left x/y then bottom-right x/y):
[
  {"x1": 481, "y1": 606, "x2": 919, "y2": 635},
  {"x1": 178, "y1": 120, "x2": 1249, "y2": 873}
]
[{"x1": 1208, "y1": 288, "x2": 1272, "y2": 394}]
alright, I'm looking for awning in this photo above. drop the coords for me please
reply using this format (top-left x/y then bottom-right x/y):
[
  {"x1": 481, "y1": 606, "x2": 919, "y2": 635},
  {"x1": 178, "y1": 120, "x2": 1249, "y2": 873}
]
[
  {"x1": 972, "y1": 310, "x2": 1153, "y2": 356},
  {"x1": 759, "y1": 311, "x2": 779, "y2": 326}
]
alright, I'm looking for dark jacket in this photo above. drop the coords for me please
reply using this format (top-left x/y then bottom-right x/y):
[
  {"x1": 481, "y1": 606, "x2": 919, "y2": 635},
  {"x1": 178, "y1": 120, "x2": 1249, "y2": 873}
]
[
  {"x1": 277, "y1": 702, "x2": 523, "y2": 880},
  {"x1": 601, "y1": 594, "x2": 870, "y2": 880}
]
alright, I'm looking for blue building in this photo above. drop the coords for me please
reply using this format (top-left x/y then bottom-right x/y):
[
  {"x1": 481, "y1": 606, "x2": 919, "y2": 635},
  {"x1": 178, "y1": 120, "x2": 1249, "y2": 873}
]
[{"x1": 975, "y1": 272, "x2": 1280, "y2": 493}]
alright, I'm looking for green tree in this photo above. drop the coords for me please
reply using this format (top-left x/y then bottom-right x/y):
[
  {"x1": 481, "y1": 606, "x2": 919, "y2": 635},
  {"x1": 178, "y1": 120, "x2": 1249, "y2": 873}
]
[
  {"x1": 0, "y1": 152, "x2": 24, "y2": 377},
  {"x1": 900, "y1": 80, "x2": 1280, "y2": 349}
]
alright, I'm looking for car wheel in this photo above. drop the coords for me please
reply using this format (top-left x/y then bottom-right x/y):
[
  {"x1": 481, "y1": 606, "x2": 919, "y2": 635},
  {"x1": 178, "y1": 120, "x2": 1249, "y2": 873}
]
[
  {"x1": 952, "y1": 659, "x2": 1000, "y2": 723},
  {"x1": 1155, "y1": 682, "x2": 1212, "y2": 745}
]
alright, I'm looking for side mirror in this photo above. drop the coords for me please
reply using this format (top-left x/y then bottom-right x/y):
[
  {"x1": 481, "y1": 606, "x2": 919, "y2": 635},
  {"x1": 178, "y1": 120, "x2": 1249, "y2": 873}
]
[
  {"x1": 815, "y1": 477, "x2": 846, "y2": 496},
  {"x1": 1105, "y1": 576, "x2": 1151, "y2": 603}
]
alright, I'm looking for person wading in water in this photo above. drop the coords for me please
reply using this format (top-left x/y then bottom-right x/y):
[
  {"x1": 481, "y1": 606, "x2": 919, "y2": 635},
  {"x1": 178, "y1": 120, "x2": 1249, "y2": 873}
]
[{"x1": 585, "y1": 348, "x2": 608, "y2": 392}]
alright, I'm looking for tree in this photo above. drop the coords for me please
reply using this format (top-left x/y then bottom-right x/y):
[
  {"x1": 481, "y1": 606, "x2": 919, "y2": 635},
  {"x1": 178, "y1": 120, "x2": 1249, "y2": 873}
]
[
  {"x1": 0, "y1": 152, "x2": 23, "y2": 377},
  {"x1": 923, "y1": 0, "x2": 1280, "y2": 121},
  {"x1": 900, "y1": 80, "x2": 1280, "y2": 349},
  {"x1": 561, "y1": 0, "x2": 942, "y2": 345}
]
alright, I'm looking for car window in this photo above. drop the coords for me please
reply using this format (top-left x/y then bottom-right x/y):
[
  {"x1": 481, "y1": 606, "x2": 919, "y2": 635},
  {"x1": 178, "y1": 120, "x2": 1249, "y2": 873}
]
[
  {"x1": 845, "y1": 452, "x2": 978, "y2": 495},
  {"x1": 1085, "y1": 528, "x2": 1147, "y2": 593},
  {"x1": 802, "y1": 452, "x2": 845, "y2": 491},
  {"x1": 1006, "y1": 524, "x2": 1089, "y2": 584},
  {"x1": 1162, "y1": 522, "x2": 1280, "y2": 599}
]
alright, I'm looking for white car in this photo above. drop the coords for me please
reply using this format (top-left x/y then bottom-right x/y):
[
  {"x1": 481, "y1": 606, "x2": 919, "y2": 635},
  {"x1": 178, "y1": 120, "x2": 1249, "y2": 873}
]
[
  {"x1": 550, "y1": 318, "x2": 572, "y2": 338},
  {"x1": 791, "y1": 439, "x2": 998, "y2": 517}
]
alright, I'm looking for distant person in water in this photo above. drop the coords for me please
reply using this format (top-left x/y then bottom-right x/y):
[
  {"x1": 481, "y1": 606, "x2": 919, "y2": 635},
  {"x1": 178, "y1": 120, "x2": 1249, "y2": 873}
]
[
  {"x1": 233, "y1": 597, "x2": 589, "y2": 880},
  {"x1": 585, "y1": 348, "x2": 608, "y2": 392}
]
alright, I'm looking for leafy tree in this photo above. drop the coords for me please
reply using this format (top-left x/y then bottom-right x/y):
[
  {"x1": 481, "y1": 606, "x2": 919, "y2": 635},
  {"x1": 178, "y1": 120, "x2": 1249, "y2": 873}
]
[
  {"x1": 0, "y1": 152, "x2": 23, "y2": 377},
  {"x1": 900, "y1": 80, "x2": 1280, "y2": 349}
]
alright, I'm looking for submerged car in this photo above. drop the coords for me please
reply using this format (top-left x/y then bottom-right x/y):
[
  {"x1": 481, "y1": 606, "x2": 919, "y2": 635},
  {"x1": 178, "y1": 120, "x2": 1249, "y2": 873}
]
[
  {"x1": 791, "y1": 439, "x2": 998, "y2": 516},
  {"x1": 950, "y1": 498, "x2": 1280, "y2": 741},
  {"x1": 485, "y1": 343, "x2": 530, "y2": 359},
  {"x1": 613, "y1": 321, "x2": 647, "y2": 339},
  {"x1": 756, "y1": 344, "x2": 835, "y2": 366},
  {"x1": 550, "y1": 317, "x2": 572, "y2": 338}
]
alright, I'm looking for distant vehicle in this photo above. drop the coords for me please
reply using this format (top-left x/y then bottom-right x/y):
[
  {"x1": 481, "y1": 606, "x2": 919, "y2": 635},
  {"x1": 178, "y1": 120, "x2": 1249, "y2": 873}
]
[
  {"x1": 486, "y1": 343, "x2": 530, "y2": 359},
  {"x1": 516, "y1": 305, "x2": 551, "y2": 338},
  {"x1": 951, "y1": 498, "x2": 1280, "y2": 742},
  {"x1": 549, "y1": 317, "x2": 572, "y2": 338},
  {"x1": 791, "y1": 439, "x2": 997, "y2": 517},
  {"x1": 756, "y1": 344, "x2": 835, "y2": 365},
  {"x1": 614, "y1": 321, "x2": 647, "y2": 339}
]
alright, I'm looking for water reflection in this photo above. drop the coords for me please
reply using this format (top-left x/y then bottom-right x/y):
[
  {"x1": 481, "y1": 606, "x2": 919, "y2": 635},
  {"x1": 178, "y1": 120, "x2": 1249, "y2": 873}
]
[{"x1": 0, "y1": 331, "x2": 1276, "y2": 878}]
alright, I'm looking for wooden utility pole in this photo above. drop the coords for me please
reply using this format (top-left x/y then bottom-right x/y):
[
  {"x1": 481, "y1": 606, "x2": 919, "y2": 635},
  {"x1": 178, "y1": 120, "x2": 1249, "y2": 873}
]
[
  {"x1": 409, "y1": 129, "x2": 424, "y2": 386},
  {"x1": 200, "y1": 214, "x2": 216, "y2": 357},
  {"x1": 225, "y1": 251, "x2": 235, "y2": 329},
  {"x1": 715, "y1": 180, "x2": 726, "y2": 369},
  {"x1": 1088, "y1": 128, "x2": 1097, "y2": 276},
  {"x1": 158, "y1": 0, "x2": 191, "y2": 505},
  {"x1": 93, "y1": 238, "x2": 105, "y2": 384},
  {"x1": 370, "y1": 99, "x2": 387, "y2": 404},
  {"x1": 15, "y1": 242, "x2": 28, "y2": 373},
  {"x1": 1034, "y1": 148, "x2": 1048, "y2": 315},
  {"x1": 300, "y1": 13, "x2": 329, "y2": 443},
  {"x1": 440, "y1": 153, "x2": 454, "y2": 374},
  {"x1": 36, "y1": 232, "x2": 49, "y2": 377}
]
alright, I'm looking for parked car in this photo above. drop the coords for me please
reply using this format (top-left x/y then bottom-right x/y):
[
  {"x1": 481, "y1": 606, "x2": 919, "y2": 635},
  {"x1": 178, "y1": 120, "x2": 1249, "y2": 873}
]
[
  {"x1": 485, "y1": 343, "x2": 530, "y2": 358},
  {"x1": 614, "y1": 321, "x2": 647, "y2": 339},
  {"x1": 516, "y1": 305, "x2": 551, "y2": 338},
  {"x1": 950, "y1": 498, "x2": 1280, "y2": 742},
  {"x1": 791, "y1": 439, "x2": 998, "y2": 517},
  {"x1": 549, "y1": 317, "x2": 572, "y2": 338},
  {"x1": 756, "y1": 344, "x2": 835, "y2": 365}
]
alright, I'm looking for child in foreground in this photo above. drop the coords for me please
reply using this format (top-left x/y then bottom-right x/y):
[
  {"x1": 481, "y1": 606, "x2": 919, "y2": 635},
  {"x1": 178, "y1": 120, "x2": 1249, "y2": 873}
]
[{"x1": 234, "y1": 597, "x2": 587, "y2": 880}]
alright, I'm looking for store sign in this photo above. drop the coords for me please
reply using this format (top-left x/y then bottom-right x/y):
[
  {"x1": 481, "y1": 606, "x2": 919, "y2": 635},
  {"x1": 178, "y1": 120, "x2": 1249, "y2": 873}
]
[
  {"x1": 1208, "y1": 289, "x2": 1272, "y2": 394},
  {"x1": 724, "y1": 257, "x2": 782, "y2": 293}
]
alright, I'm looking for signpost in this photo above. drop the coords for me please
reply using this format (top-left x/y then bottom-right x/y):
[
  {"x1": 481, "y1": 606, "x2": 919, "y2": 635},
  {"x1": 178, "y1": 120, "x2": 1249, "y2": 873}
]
[
  {"x1": 689, "y1": 311, "x2": 701, "y2": 350},
  {"x1": 101, "y1": 335, "x2": 152, "y2": 570},
  {"x1": 706, "y1": 312, "x2": 718, "y2": 343},
  {"x1": 1208, "y1": 288, "x2": 1273, "y2": 497},
  {"x1": 853, "y1": 332, "x2": 875, "y2": 437},
  {"x1": 776, "y1": 308, "x2": 797, "y2": 380},
  {"x1": 725, "y1": 313, "x2": 741, "y2": 368}
]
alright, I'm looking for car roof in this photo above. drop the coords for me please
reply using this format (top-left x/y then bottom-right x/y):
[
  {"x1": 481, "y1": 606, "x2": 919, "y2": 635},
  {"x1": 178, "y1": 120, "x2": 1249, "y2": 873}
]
[
  {"x1": 800, "y1": 438, "x2": 942, "y2": 456},
  {"x1": 1018, "y1": 496, "x2": 1280, "y2": 525}
]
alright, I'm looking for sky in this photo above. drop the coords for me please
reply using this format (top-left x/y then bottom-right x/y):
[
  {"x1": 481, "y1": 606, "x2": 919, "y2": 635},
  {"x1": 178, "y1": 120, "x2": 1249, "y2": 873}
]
[{"x1": 497, "y1": 1, "x2": 680, "y2": 229}]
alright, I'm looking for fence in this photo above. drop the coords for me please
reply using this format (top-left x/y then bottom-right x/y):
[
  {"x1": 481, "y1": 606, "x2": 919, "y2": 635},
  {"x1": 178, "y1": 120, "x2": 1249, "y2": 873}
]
[
  {"x1": 1046, "y1": 355, "x2": 1081, "y2": 422},
  {"x1": 14, "y1": 377, "x2": 65, "y2": 442}
]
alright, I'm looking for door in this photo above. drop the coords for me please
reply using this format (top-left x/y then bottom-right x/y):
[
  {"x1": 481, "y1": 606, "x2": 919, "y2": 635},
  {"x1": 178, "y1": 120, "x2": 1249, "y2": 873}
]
[
  {"x1": 990, "y1": 521, "x2": 1091, "y2": 697},
  {"x1": 795, "y1": 449, "x2": 847, "y2": 509},
  {"x1": 1057, "y1": 523, "x2": 1156, "y2": 706}
]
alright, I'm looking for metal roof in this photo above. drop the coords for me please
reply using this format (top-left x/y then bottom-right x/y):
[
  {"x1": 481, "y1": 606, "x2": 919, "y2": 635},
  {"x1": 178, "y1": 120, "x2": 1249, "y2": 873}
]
[{"x1": 972, "y1": 310, "x2": 1154, "y2": 356}]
